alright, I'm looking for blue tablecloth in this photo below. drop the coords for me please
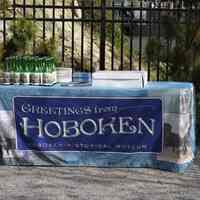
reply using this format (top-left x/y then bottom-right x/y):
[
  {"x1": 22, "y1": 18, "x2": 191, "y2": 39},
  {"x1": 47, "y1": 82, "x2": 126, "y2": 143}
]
[{"x1": 0, "y1": 82, "x2": 196, "y2": 172}]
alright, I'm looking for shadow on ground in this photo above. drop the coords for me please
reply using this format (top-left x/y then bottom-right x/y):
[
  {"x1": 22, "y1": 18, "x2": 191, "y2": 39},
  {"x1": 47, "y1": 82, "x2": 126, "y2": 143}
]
[{"x1": 0, "y1": 151, "x2": 199, "y2": 200}]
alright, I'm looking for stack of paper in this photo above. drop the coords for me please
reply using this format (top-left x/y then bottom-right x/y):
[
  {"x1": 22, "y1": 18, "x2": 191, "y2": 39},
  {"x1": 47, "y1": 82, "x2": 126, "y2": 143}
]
[{"x1": 92, "y1": 71, "x2": 147, "y2": 88}]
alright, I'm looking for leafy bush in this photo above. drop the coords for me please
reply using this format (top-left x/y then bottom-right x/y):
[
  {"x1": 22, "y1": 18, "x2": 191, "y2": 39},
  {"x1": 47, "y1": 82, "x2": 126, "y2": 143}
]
[
  {"x1": 0, "y1": 0, "x2": 10, "y2": 13},
  {"x1": 3, "y1": 19, "x2": 37, "y2": 58},
  {"x1": 9, "y1": 19, "x2": 37, "y2": 49},
  {"x1": 34, "y1": 37, "x2": 59, "y2": 66},
  {"x1": 2, "y1": 18, "x2": 59, "y2": 66},
  {"x1": 145, "y1": 15, "x2": 200, "y2": 88},
  {"x1": 145, "y1": 3, "x2": 200, "y2": 142}
]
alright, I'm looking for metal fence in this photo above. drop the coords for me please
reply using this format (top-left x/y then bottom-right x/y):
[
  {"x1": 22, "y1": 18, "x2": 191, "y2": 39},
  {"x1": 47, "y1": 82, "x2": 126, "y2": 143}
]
[{"x1": 0, "y1": 0, "x2": 200, "y2": 80}]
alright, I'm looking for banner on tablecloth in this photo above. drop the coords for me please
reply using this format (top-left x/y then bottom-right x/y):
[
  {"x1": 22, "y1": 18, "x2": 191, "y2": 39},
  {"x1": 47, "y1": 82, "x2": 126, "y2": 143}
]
[{"x1": 13, "y1": 97, "x2": 163, "y2": 153}]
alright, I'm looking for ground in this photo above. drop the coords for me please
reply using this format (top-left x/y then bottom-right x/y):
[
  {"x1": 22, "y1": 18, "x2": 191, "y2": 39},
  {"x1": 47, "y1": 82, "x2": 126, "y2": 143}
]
[{"x1": 0, "y1": 151, "x2": 199, "y2": 200}]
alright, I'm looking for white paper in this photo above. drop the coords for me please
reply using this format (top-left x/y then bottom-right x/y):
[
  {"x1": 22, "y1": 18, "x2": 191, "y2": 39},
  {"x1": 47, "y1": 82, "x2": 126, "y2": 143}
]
[{"x1": 92, "y1": 71, "x2": 147, "y2": 88}]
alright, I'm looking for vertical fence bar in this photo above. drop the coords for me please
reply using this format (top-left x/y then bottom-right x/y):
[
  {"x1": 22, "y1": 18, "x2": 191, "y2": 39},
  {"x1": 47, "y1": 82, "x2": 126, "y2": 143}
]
[
  {"x1": 138, "y1": 1, "x2": 143, "y2": 71},
  {"x1": 147, "y1": 1, "x2": 152, "y2": 81},
  {"x1": 156, "y1": 1, "x2": 161, "y2": 81},
  {"x1": 23, "y1": 0, "x2": 26, "y2": 17},
  {"x1": 120, "y1": 2, "x2": 124, "y2": 70},
  {"x1": 13, "y1": 0, "x2": 16, "y2": 19},
  {"x1": 43, "y1": 0, "x2": 45, "y2": 41},
  {"x1": 194, "y1": 1, "x2": 200, "y2": 75},
  {"x1": 177, "y1": 0, "x2": 181, "y2": 21},
  {"x1": 3, "y1": 1, "x2": 6, "y2": 47},
  {"x1": 166, "y1": 1, "x2": 170, "y2": 81},
  {"x1": 188, "y1": 0, "x2": 194, "y2": 73},
  {"x1": 100, "y1": 0, "x2": 106, "y2": 70},
  {"x1": 197, "y1": 1, "x2": 200, "y2": 23},
  {"x1": 33, "y1": 0, "x2": 36, "y2": 53},
  {"x1": 52, "y1": 0, "x2": 55, "y2": 39},
  {"x1": 62, "y1": 0, "x2": 65, "y2": 62},
  {"x1": 23, "y1": 0, "x2": 26, "y2": 55},
  {"x1": 71, "y1": 0, "x2": 75, "y2": 73},
  {"x1": 111, "y1": 0, "x2": 115, "y2": 70},
  {"x1": 12, "y1": 0, "x2": 16, "y2": 51},
  {"x1": 90, "y1": 0, "x2": 94, "y2": 73},
  {"x1": 194, "y1": 0, "x2": 199, "y2": 24},
  {"x1": 81, "y1": 1, "x2": 85, "y2": 71},
  {"x1": 174, "y1": 0, "x2": 178, "y2": 50},
  {"x1": 129, "y1": 2, "x2": 134, "y2": 70}
]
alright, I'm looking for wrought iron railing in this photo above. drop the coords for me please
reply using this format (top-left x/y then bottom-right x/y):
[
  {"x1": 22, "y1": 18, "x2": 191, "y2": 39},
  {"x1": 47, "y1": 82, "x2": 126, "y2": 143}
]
[{"x1": 0, "y1": 0, "x2": 200, "y2": 80}]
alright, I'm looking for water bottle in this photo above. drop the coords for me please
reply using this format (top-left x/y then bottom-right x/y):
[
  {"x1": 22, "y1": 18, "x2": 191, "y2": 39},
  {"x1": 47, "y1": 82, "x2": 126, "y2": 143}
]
[
  {"x1": 13, "y1": 56, "x2": 21, "y2": 85},
  {"x1": 42, "y1": 57, "x2": 56, "y2": 85},
  {"x1": 3, "y1": 57, "x2": 11, "y2": 84},
  {"x1": 51, "y1": 57, "x2": 57, "y2": 83},
  {"x1": 0, "y1": 63, "x2": 4, "y2": 84},
  {"x1": 30, "y1": 57, "x2": 42, "y2": 85},
  {"x1": 21, "y1": 56, "x2": 30, "y2": 85}
]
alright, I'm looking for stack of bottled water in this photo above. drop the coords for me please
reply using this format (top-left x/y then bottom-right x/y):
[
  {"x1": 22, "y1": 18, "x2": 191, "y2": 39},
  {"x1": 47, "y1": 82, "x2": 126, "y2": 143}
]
[{"x1": 2, "y1": 56, "x2": 57, "y2": 85}]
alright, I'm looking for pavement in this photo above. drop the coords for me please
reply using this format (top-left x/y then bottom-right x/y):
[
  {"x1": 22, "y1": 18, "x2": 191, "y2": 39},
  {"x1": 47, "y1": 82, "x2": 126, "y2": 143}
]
[{"x1": 0, "y1": 152, "x2": 199, "y2": 200}]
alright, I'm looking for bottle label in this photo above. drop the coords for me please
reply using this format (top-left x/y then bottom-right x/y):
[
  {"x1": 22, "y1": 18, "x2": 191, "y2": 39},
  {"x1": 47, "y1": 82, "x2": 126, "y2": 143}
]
[
  {"x1": 21, "y1": 73, "x2": 30, "y2": 84},
  {"x1": 3, "y1": 72, "x2": 11, "y2": 84},
  {"x1": 0, "y1": 73, "x2": 4, "y2": 83},
  {"x1": 52, "y1": 71, "x2": 57, "y2": 83},
  {"x1": 30, "y1": 73, "x2": 41, "y2": 85},
  {"x1": 13, "y1": 73, "x2": 21, "y2": 84},
  {"x1": 43, "y1": 73, "x2": 53, "y2": 84}
]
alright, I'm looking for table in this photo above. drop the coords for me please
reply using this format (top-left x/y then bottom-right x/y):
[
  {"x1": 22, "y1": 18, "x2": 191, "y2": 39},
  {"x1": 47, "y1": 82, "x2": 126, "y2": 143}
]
[{"x1": 0, "y1": 82, "x2": 196, "y2": 172}]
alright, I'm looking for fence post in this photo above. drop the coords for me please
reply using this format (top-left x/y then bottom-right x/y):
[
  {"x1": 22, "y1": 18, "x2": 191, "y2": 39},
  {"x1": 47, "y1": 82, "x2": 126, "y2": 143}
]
[
  {"x1": 100, "y1": 0, "x2": 106, "y2": 70},
  {"x1": 2, "y1": 1, "x2": 6, "y2": 47}
]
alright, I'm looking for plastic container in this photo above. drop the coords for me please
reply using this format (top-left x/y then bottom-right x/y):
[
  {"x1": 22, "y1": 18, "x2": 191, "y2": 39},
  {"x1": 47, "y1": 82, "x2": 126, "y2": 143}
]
[
  {"x1": 92, "y1": 71, "x2": 147, "y2": 88},
  {"x1": 56, "y1": 67, "x2": 72, "y2": 83},
  {"x1": 72, "y1": 72, "x2": 92, "y2": 83}
]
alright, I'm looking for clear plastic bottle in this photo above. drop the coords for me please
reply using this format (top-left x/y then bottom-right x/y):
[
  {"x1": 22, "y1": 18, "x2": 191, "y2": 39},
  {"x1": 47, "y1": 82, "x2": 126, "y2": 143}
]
[
  {"x1": 3, "y1": 57, "x2": 12, "y2": 85},
  {"x1": 21, "y1": 56, "x2": 30, "y2": 85},
  {"x1": 30, "y1": 57, "x2": 42, "y2": 85},
  {"x1": 42, "y1": 57, "x2": 53, "y2": 85},
  {"x1": 13, "y1": 56, "x2": 21, "y2": 85},
  {"x1": 51, "y1": 57, "x2": 57, "y2": 84}
]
